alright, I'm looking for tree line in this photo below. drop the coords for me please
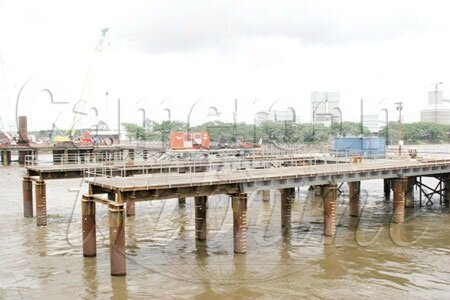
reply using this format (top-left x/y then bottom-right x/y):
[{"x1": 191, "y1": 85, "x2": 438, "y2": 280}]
[
  {"x1": 122, "y1": 120, "x2": 371, "y2": 144},
  {"x1": 29, "y1": 120, "x2": 450, "y2": 145},
  {"x1": 122, "y1": 120, "x2": 450, "y2": 145}
]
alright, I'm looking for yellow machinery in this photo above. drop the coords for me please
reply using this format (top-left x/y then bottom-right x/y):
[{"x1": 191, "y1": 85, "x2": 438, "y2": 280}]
[{"x1": 54, "y1": 28, "x2": 109, "y2": 143}]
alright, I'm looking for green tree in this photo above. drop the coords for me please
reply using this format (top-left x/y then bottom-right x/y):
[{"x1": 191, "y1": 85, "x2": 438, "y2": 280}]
[{"x1": 379, "y1": 122, "x2": 450, "y2": 145}]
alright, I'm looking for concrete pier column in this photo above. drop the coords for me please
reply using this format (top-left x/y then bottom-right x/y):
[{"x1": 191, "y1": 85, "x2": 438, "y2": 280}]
[
  {"x1": 23, "y1": 177, "x2": 33, "y2": 217},
  {"x1": 126, "y1": 198, "x2": 136, "y2": 217},
  {"x1": 18, "y1": 150, "x2": 27, "y2": 164},
  {"x1": 109, "y1": 204, "x2": 126, "y2": 276},
  {"x1": 262, "y1": 190, "x2": 270, "y2": 202},
  {"x1": 35, "y1": 180, "x2": 47, "y2": 226},
  {"x1": 82, "y1": 197, "x2": 96, "y2": 257},
  {"x1": 18, "y1": 116, "x2": 28, "y2": 143},
  {"x1": 393, "y1": 178, "x2": 407, "y2": 224},
  {"x1": 232, "y1": 193, "x2": 248, "y2": 254},
  {"x1": 348, "y1": 181, "x2": 360, "y2": 217},
  {"x1": 194, "y1": 196, "x2": 208, "y2": 241},
  {"x1": 405, "y1": 177, "x2": 415, "y2": 208},
  {"x1": 384, "y1": 179, "x2": 391, "y2": 196},
  {"x1": 178, "y1": 197, "x2": 186, "y2": 205},
  {"x1": 322, "y1": 184, "x2": 337, "y2": 237},
  {"x1": 280, "y1": 188, "x2": 295, "y2": 228},
  {"x1": 1, "y1": 151, "x2": 11, "y2": 165},
  {"x1": 444, "y1": 174, "x2": 450, "y2": 207},
  {"x1": 7, "y1": 150, "x2": 12, "y2": 165}
]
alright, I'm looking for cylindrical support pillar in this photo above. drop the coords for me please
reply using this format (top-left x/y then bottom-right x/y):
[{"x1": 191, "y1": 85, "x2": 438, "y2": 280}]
[
  {"x1": 405, "y1": 177, "x2": 415, "y2": 208},
  {"x1": 126, "y1": 198, "x2": 135, "y2": 217},
  {"x1": 35, "y1": 180, "x2": 47, "y2": 226},
  {"x1": 18, "y1": 150, "x2": 27, "y2": 164},
  {"x1": 82, "y1": 198, "x2": 96, "y2": 257},
  {"x1": 262, "y1": 190, "x2": 270, "y2": 202},
  {"x1": 383, "y1": 179, "x2": 391, "y2": 196},
  {"x1": 348, "y1": 181, "x2": 360, "y2": 217},
  {"x1": 18, "y1": 115, "x2": 28, "y2": 143},
  {"x1": 232, "y1": 193, "x2": 248, "y2": 254},
  {"x1": 194, "y1": 196, "x2": 208, "y2": 241},
  {"x1": 322, "y1": 184, "x2": 337, "y2": 237},
  {"x1": 393, "y1": 178, "x2": 407, "y2": 224},
  {"x1": 445, "y1": 175, "x2": 450, "y2": 207},
  {"x1": 1, "y1": 151, "x2": 11, "y2": 165},
  {"x1": 280, "y1": 188, "x2": 295, "y2": 228},
  {"x1": 109, "y1": 204, "x2": 126, "y2": 276},
  {"x1": 178, "y1": 197, "x2": 186, "y2": 204},
  {"x1": 23, "y1": 177, "x2": 33, "y2": 217}
]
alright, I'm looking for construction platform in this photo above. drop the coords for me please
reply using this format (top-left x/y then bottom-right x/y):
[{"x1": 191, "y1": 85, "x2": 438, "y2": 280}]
[
  {"x1": 76, "y1": 158, "x2": 450, "y2": 275},
  {"x1": 17, "y1": 145, "x2": 450, "y2": 276}
]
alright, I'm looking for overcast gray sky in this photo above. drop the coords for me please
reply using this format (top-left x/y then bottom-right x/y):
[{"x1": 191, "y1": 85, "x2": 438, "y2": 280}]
[{"x1": 1, "y1": 0, "x2": 450, "y2": 130}]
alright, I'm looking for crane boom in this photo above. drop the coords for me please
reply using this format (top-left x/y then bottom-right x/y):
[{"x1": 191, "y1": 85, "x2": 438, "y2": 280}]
[
  {"x1": 54, "y1": 28, "x2": 109, "y2": 143},
  {"x1": 69, "y1": 27, "x2": 109, "y2": 137}
]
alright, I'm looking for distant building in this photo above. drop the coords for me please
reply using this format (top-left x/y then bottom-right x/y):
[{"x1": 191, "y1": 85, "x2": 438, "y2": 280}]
[
  {"x1": 420, "y1": 109, "x2": 450, "y2": 124},
  {"x1": 420, "y1": 90, "x2": 450, "y2": 124},
  {"x1": 255, "y1": 109, "x2": 297, "y2": 125},
  {"x1": 311, "y1": 91, "x2": 340, "y2": 127}
]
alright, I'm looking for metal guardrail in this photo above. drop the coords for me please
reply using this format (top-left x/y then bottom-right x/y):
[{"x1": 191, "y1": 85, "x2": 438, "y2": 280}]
[
  {"x1": 24, "y1": 146, "x2": 332, "y2": 166},
  {"x1": 24, "y1": 143, "x2": 450, "y2": 187},
  {"x1": 25, "y1": 152, "x2": 129, "y2": 166},
  {"x1": 81, "y1": 155, "x2": 319, "y2": 179},
  {"x1": 85, "y1": 157, "x2": 450, "y2": 191},
  {"x1": 82, "y1": 151, "x2": 450, "y2": 182}
]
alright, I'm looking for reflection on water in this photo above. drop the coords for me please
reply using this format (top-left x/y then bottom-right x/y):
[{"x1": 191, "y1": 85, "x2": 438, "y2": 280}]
[
  {"x1": 83, "y1": 258, "x2": 98, "y2": 299},
  {"x1": 0, "y1": 164, "x2": 450, "y2": 299}
]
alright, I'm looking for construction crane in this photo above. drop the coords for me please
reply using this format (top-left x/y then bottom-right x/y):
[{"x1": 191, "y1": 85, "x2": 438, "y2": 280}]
[{"x1": 54, "y1": 27, "x2": 109, "y2": 143}]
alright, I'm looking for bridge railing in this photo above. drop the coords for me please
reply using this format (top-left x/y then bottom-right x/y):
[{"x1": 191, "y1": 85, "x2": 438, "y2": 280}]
[
  {"x1": 82, "y1": 154, "x2": 333, "y2": 179},
  {"x1": 82, "y1": 149, "x2": 450, "y2": 185},
  {"x1": 80, "y1": 151, "x2": 383, "y2": 180},
  {"x1": 23, "y1": 145, "x2": 331, "y2": 167}
]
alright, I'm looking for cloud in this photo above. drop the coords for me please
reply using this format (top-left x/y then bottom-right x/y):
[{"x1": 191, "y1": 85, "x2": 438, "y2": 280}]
[{"x1": 108, "y1": 0, "x2": 440, "y2": 54}]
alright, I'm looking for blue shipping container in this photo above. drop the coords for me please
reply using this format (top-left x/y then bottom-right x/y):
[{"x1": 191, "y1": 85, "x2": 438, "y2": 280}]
[{"x1": 333, "y1": 137, "x2": 386, "y2": 158}]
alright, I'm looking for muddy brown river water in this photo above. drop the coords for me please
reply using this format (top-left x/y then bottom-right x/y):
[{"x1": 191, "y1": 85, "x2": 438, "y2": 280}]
[{"x1": 0, "y1": 162, "x2": 450, "y2": 299}]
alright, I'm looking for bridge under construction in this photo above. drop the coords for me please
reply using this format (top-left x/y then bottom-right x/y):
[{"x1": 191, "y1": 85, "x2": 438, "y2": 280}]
[{"x1": 16, "y1": 146, "x2": 450, "y2": 276}]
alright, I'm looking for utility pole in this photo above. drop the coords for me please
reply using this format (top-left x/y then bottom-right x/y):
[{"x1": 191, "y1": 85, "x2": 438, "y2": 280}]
[
  {"x1": 395, "y1": 102, "x2": 403, "y2": 157},
  {"x1": 380, "y1": 108, "x2": 389, "y2": 146},
  {"x1": 233, "y1": 99, "x2": 237, "y2": 142},
  {"x1": 433, "y1": 82, "x2": 443, "y2": 124},
  {"x1": 117, "y1": 98, "x2": 121, "y2": 141},
  {"x1": 360, "y1": 99, "x2": 364, "y2": 136}
]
